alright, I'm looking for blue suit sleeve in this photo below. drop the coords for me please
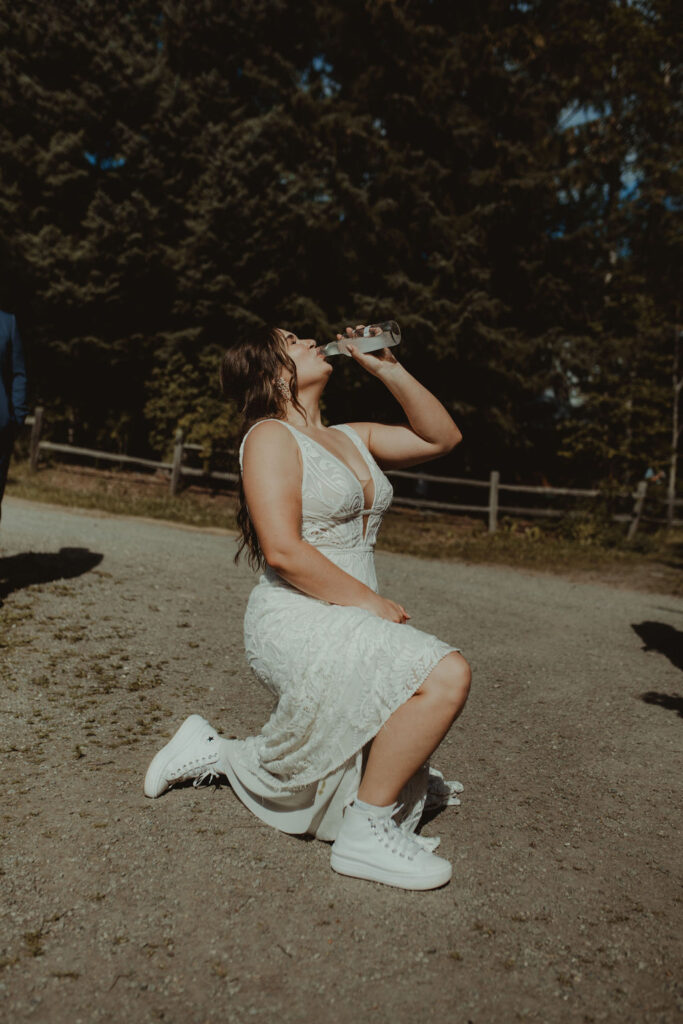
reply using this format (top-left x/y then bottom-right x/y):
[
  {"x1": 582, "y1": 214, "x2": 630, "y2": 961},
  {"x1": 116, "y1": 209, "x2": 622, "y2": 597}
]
[{"x1": 9, "y1": 315, "x2": 28, "y2": 425}]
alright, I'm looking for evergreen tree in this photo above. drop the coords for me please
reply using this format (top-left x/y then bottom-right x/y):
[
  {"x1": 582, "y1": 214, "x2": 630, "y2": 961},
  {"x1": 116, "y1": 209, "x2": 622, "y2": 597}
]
[
  {"x1": 169, "y1": 0, "x2": 572, "y2": 477},
  {"x1": 537, "y1": 0, "x2": 682, "y2": 483},
  {"x1": 1, "y1": 1, "x2": 178, "y2": 449},
  {"x1": 0, "y1": 0, "x2": 678, "y2": 489}
]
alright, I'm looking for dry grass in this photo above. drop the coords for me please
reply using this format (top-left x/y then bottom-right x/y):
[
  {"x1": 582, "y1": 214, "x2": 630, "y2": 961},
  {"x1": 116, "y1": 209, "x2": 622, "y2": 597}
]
[
  {"x1": 6, "y1": 457, "x2": 682, "y2": 596},
  {"x1": 379, "y1": 507, "x2": 683, "y2": 595},
  {"x1": 6, "y1": 459, "x2": 237, "y2": 531}
]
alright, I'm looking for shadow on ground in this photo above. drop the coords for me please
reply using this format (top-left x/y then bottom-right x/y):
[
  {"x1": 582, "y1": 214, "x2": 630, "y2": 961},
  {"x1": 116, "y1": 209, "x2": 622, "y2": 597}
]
[
  {"x1": 639, "y1": 691, "x2": 683, "y2": 717},
  {"x1": 634, "y1": 620, "x2": 683, "y2": 718},
  {"x1": 632, "y1": 620, "x2": 683, "y2": 672},
  {"x1": 0, "y1": 547, "x2": 103, "y2": 604}
]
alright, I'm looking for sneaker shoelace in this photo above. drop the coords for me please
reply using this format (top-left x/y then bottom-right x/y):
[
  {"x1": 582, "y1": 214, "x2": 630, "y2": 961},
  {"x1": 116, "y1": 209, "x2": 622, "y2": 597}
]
[
  {"x1": 369, "y1": 816, "x2": 424, "y2": 862},
  {"x1": 193, "y1": 767, "x2": 221, "y2": 788},
  {"x1": 391, "y1": 802, "x2": 441, "y2": 852},
  {"x1": 425, "y1": 773, "x2": 464, "y2": 810},
  {"x1": 412, "y1": 833, "x2": 441, "y2": 852},
  {"x1": 170, "y1": 740, "x2": 220, "y2": 785},
  {"x1": 392, "y1": 795, "x2": 441, "y2": 848}
]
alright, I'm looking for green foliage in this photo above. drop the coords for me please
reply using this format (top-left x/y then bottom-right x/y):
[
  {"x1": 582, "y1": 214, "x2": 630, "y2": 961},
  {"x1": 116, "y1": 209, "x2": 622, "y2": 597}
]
[
  {"x1": 557, "y1": 309, "x2": 673, "y2": 481},
  {"x1": 556, "y1": 486, "x2": 633, "y2": 548},
  {"x1": 0, "y1": 0, "x2": 679, "y2": 487},
  {"x1": 144, "y1": 346, "x2": 240, "y2": 458}
]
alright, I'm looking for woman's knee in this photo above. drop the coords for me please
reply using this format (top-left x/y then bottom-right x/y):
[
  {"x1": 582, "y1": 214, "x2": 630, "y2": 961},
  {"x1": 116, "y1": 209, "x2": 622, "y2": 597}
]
[{"x1": 420, "y1": 652, "x2": 472, "y2": 711}]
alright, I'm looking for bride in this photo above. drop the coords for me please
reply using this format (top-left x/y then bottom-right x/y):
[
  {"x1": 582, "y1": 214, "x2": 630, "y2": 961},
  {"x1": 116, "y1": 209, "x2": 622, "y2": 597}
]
[{"x1": 144, "y1": 325, "x2": 472, "y2": 890}]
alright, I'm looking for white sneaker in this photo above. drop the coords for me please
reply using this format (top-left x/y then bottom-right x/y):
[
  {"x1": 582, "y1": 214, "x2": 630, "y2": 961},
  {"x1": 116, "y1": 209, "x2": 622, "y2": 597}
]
[
  {"x1": 330, "y1": 802, "x2": 452, "y2": 890},
  {"x1": 143, "y1": 715, "x2": 222, "y2": 798}
]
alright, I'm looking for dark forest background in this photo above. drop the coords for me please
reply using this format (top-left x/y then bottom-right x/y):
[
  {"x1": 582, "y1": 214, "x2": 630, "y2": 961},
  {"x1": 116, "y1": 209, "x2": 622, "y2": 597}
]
[{"x1": 1, "y1": 0, "x2": 680, "y2": 486}]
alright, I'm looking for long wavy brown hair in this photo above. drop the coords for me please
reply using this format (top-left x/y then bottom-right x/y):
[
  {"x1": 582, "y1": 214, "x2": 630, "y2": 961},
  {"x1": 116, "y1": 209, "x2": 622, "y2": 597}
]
[{"x1": 220, "y1": 326, "x2": 307, "y2": 570}]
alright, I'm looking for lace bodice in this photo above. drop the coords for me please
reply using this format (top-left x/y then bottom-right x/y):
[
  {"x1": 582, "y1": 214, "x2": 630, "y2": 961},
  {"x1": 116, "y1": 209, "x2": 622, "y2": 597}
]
[{"x1": 238, "y1": 420, "x2": 394, "y2": 552}]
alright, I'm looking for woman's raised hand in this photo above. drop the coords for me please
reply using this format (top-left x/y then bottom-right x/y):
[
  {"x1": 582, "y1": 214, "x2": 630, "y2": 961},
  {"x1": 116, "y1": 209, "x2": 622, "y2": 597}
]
[{"x1": 335, "y1": 324, "x2": 399, "y2": 377}]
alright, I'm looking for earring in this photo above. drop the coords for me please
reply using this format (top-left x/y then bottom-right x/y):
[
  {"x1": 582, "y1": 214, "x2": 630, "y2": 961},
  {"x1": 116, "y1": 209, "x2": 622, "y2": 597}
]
[{"x1": 274, "y1": 377, "x2": 292, "y2": 401}]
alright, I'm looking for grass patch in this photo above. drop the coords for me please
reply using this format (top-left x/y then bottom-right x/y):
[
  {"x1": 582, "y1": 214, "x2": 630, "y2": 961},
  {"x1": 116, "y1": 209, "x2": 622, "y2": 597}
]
[
  {"x1": 6, "y1": 458, "x2": 683, "y2": 596},
  {"x1": 380, "y1": 508, "x2": 682, "y2": 595},
  {"x1": 6, "y1": 459, "x2": 238, "y2": 531}
]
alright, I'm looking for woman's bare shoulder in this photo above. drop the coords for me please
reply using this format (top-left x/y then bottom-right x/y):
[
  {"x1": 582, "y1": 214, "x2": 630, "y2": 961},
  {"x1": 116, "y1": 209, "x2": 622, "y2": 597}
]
[
  {"x1": 338, "y1": 421, "x2": 372, "y2": 445},
  {"x1": 242, "y1": 420, "x2": 299, "y2": 461}
]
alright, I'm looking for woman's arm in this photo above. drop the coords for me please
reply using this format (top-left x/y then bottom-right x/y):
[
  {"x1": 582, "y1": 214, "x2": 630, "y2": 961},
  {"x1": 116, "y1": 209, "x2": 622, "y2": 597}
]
[
  {"x1": 241, "y1": 421, "x2": 409, "y2": 622},
  {"x1": 342, "y1": 343, "x2": 462, "y2": 470}
]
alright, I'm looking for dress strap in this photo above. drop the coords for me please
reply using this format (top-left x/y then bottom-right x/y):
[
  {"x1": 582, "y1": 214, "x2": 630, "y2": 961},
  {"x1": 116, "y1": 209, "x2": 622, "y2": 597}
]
[{"x1": 329, "y1": 424, "x2": 375, "y2": 474}]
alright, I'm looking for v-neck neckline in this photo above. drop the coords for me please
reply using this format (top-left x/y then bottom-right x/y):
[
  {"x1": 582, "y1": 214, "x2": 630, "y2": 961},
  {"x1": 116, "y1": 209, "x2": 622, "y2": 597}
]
[{"x1": 287, "y1": 422, "x2": 376, "y2": 515}]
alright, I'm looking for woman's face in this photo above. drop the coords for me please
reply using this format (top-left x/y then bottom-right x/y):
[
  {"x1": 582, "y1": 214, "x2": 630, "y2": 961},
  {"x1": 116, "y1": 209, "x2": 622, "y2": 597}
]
[{"x1": 276, "y1": 328, "x2": 332, "y2": 388}]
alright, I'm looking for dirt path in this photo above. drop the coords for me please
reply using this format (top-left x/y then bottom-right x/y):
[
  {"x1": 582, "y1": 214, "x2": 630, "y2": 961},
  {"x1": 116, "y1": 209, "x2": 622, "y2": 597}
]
[{"x1": 1, "y1": 496, "x2": 681, "y2": 1024}]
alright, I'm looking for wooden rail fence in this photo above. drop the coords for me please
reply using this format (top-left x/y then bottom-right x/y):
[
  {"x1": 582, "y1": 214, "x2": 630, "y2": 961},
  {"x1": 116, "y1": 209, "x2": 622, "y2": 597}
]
[{"x1": 23, "y1": 408, "x2": 683, "y2": 536}]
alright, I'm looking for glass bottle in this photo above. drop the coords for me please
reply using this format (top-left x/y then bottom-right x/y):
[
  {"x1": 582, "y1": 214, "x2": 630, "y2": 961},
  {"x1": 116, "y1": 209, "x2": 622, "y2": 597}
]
[{"x1": 321, "y1": 320, "x2": 401, "y2": 357}]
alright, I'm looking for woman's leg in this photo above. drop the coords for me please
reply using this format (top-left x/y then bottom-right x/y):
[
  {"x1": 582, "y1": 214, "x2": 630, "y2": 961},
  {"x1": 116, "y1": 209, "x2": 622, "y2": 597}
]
[{"x1": 356, "y1": 652, "x2": 471, "y2": 806}]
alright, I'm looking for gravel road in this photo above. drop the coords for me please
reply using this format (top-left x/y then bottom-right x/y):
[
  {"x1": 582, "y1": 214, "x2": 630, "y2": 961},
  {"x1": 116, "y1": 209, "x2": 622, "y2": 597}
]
[{"x1": 1, "y1": 496, "x2": 681, "y2": 1024}]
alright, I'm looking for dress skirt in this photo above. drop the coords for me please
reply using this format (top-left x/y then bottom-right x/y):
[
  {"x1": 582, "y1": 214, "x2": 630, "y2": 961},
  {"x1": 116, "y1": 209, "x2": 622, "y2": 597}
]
[{"x1": 224, "y1": 548, "x2": 459, "y2": 841}]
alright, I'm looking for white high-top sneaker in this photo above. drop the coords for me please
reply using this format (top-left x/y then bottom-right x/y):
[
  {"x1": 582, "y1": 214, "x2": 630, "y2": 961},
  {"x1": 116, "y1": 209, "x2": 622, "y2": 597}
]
[
  {"x1": 330, "y1": 802, "x2": 453, "y2": 890},
  {"x1": 144, "y1": 715, "x2": 222, "y2": 798}
]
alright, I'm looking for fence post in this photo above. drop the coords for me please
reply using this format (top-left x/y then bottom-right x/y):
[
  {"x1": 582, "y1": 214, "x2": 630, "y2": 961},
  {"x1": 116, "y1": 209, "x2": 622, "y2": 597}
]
[
  {"x1": 29, "y1": 406, "x2": 44, "y2": 472},
  {"x1": 169, "y1": 427, "x2": 185, "y2": 496},
  {"x1": 488, "y1": 470, "x2": 500, "y2": 533},
  {"x1": 627, "y1": 480, "x2": 648, "y2": 541},
  {"x1": 666, "y1": 485, "x2": 676, "y2": 529}
]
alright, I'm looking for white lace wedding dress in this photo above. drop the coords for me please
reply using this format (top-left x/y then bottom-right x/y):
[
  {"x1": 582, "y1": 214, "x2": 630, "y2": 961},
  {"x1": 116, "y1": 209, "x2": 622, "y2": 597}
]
[{"x1": 221, "y1": 420, "x2": 461, "y2": 842}]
